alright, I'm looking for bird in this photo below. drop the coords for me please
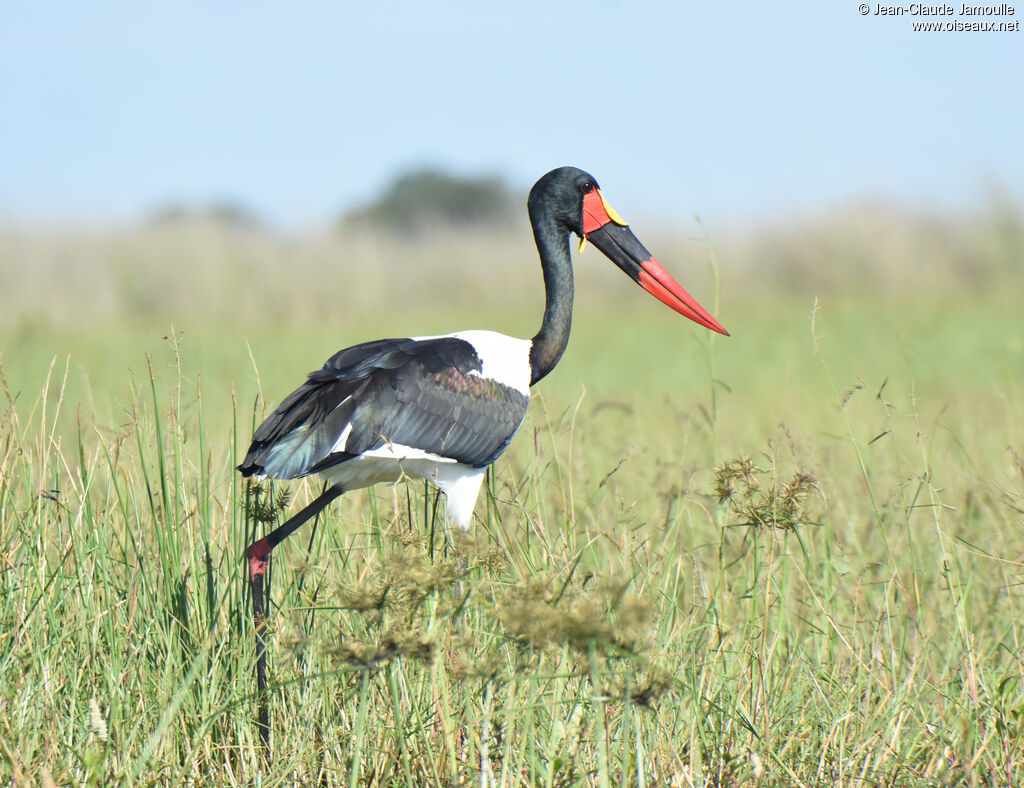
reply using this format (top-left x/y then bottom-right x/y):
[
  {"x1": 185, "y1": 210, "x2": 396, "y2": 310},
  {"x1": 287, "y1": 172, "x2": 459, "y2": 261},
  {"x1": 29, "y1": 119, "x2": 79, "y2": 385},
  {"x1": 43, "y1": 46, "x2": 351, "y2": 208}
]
[{"x1": 237, "y1": 165, "x2": 728, "y2": 752}]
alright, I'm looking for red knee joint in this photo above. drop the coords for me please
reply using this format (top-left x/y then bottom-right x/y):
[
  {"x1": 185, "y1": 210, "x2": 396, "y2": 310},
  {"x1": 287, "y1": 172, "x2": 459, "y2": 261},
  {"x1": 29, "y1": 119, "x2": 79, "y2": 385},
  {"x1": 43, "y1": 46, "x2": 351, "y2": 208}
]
[{"x1": 247, "y1": 537, "x2": 271, "y2": 579}]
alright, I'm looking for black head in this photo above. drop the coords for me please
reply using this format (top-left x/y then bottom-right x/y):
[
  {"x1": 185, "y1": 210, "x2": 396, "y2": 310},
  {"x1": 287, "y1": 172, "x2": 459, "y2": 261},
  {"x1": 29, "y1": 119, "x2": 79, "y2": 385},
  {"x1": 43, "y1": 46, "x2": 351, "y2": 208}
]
[{"x1": 527, "y1": 166, "x2": 600, "y2": 237}]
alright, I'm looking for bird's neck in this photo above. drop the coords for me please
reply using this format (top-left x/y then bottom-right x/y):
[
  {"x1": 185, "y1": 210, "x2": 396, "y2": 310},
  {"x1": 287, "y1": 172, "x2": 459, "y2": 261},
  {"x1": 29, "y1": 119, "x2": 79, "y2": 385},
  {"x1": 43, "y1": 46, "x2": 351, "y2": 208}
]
[{"x1": 529, "y1": 215, "x2": 574, "y2": 386}]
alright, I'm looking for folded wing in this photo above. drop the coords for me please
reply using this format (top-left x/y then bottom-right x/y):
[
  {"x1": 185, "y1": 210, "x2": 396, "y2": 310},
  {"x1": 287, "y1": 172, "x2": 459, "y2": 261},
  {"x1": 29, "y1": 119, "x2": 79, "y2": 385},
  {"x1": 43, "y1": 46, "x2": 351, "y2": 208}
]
[{"x1": 237, "y1": 336, "x2": 530, "y2": 480}]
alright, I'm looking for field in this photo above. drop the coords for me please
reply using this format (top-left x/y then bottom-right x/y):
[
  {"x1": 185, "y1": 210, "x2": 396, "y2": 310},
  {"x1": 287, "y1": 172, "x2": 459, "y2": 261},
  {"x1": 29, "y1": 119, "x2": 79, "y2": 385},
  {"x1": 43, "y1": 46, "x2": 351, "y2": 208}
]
[{"x1": 2, "y1": 207, "x2": 1023, "y2": 786}]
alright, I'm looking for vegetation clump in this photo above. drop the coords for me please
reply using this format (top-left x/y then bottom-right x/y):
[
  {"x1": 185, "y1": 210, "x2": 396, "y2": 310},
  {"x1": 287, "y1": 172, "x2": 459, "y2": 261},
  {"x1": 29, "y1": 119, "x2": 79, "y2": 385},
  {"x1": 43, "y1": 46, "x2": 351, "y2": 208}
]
[
  {"x1": 715, "y1": 455, "x2": 821, "y2": 531},
  {"x1": 242, "y1": 479, "x2": 292, "y2": 525},
  {"x1": 496, "y1": 571, "x2": 654, "y2": 654}
]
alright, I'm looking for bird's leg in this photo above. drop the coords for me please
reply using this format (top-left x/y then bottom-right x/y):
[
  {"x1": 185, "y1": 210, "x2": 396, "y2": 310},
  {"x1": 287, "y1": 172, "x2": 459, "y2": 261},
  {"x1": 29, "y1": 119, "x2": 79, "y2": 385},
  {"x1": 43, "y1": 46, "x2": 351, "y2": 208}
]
[
  {"x1": 250, "y1": 561, "x2": 270, "y2": 751},
  {"x1": 246, "y1": 485, "x2": 344, "y2": 757}
]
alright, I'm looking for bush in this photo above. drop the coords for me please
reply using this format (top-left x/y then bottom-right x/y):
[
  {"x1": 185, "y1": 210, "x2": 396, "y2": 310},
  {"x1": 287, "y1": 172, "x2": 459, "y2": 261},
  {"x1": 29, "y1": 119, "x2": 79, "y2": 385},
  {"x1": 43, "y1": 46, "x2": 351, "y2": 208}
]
[{"x1": 341, "y1": 167, "x2": 519, "y2": 235}]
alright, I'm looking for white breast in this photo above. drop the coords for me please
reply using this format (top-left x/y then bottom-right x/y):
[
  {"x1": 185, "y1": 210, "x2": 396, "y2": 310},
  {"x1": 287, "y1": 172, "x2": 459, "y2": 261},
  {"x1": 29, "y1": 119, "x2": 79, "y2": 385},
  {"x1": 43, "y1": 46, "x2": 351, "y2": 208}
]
[{"x1": 414, "y1": 330, "x2": 532, "y2": 395}]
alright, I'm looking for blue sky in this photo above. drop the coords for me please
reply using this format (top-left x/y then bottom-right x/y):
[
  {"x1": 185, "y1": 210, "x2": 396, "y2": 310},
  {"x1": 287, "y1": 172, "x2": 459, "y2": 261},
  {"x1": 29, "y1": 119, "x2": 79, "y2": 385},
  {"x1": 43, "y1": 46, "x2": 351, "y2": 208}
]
[{"x1": 2, "y1": 1, "x2": 1021, "y2": 230}]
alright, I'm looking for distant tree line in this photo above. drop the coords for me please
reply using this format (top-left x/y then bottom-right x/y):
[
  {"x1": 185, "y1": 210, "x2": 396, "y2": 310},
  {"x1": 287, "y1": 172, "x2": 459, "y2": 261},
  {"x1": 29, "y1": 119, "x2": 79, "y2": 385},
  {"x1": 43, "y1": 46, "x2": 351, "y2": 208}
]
[
  {"x1": 339, "y1": 168, "x2": 520, "y2": 235},
  {"x1": 147, "y1": 202, "x2": 264, "y2": 229},
  {"x1": 145, "y1": 167, "x2": 521, "y2": 234}
]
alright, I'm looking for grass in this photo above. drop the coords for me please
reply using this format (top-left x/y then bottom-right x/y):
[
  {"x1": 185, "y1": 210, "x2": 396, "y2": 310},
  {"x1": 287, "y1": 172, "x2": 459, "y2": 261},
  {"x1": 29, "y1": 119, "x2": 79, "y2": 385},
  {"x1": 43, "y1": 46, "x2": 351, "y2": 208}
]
[{"x1": 2, "y1": 211, "x2": 1024, "y2": 785}]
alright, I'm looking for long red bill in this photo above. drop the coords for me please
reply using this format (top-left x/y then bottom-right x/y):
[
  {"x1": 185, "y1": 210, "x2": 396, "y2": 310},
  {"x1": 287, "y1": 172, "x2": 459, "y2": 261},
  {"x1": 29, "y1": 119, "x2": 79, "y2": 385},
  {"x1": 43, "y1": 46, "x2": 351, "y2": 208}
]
[
  {"x1": 581, "y1": 187, "x2": 729, "y2": 336},
  {"x1": 638, "y1": 258, "x2": 729, "y2": 335}
]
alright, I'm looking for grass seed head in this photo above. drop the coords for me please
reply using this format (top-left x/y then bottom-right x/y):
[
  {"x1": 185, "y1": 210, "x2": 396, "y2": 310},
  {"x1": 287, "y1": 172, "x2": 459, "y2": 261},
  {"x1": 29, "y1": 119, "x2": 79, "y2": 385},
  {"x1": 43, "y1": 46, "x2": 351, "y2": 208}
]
[
  {"x1": 715, "y1": 456, "x2": 822, "y2": 531},
  {"x1": 87, "y1": 697, "x2": 108, "y2": 744},
  {"x1": 243, "y1": 480, "x2": 292, "y2": 525},
  {"x1": 714, "y1": 456, "x2": 760, "y2": 505},
  {"x1": 336, "y1": 580, "x2": 390, "y2": 612},
  {"x1": 327, "y1": 626, "x2": 434, "y2": 670},
  {"x1": 497, "y1": 572, "x2": 655, "y2": 653}
]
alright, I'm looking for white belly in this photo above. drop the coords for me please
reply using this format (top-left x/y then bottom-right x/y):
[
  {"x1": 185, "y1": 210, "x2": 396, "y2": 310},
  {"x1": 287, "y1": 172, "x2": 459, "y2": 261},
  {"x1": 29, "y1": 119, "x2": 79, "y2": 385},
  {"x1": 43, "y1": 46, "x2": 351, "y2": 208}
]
[{"x1": 318, "y1": 443, "x2": 486, "y2": 529}]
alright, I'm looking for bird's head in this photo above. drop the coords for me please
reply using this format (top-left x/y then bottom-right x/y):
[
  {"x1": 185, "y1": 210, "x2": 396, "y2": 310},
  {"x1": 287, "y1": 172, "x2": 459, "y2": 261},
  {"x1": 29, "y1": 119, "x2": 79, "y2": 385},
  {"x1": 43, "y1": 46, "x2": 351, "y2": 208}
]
[{"x1": 528, "y1": 166, "x2": 728, "y2": 336}]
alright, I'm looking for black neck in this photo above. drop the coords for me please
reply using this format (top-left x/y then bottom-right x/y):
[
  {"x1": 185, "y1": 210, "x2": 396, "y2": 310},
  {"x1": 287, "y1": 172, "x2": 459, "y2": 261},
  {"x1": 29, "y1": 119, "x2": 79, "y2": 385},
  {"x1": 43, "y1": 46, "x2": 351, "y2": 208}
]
[{"x1": 529, "y1": 213, "x2": 574, "y2": 386}]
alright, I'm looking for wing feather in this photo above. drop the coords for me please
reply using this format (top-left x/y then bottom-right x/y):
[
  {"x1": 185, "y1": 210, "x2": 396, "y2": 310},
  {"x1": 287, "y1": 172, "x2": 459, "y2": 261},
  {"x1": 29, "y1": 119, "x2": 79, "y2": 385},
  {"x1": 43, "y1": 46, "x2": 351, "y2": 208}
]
[{"x1": 238, "y1": 335, "x2": 529, "y2": 480}]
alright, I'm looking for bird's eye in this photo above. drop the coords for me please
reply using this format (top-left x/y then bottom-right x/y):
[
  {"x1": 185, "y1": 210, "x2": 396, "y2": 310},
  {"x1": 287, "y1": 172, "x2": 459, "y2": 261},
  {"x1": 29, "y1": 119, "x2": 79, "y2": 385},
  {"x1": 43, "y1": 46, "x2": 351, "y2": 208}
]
[{"x1": 580, "y1": 182, "x2": 594, "y2": 194}]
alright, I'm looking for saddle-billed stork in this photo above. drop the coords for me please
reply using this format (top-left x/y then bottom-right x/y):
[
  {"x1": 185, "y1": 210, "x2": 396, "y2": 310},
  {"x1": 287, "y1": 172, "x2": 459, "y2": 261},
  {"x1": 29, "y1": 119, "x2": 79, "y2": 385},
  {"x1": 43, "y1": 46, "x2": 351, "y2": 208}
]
[{"x1": 238, "y1": 166, "x2": 728, "y2": 750}]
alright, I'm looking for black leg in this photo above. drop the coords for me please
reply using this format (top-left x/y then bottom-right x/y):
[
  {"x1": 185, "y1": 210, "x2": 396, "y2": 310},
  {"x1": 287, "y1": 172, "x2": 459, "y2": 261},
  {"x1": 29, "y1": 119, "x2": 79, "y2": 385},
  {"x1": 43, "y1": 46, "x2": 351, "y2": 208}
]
[
  {"x1": 246, "y1": 486, "x2": 344, "y2": 759},
  {"x1": 251, "y1": 570, "x2": 270, "y2": 749}
]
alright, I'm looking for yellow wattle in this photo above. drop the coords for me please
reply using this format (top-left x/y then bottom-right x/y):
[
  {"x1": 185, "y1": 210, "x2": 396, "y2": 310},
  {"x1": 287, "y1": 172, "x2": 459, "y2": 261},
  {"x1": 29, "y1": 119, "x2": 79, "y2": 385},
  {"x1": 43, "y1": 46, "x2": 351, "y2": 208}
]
[{"x1": 599, "y1": 190, "x2": 628, "y2": 226}]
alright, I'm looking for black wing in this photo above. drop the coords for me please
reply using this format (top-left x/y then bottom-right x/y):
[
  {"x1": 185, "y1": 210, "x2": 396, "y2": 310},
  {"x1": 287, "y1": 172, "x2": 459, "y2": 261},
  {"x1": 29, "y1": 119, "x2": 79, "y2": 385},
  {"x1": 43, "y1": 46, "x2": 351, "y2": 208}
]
[{"x1": 237, "y1": 336, "x2": 529, "y2": 480}]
